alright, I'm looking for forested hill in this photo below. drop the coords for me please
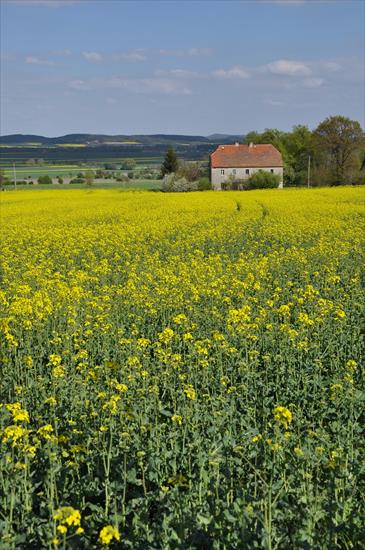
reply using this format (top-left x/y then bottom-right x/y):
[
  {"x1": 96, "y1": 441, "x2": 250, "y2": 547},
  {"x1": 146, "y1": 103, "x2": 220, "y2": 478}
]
[{"x1": 0, "y1": 133, "x2": 243, "y2": 146}]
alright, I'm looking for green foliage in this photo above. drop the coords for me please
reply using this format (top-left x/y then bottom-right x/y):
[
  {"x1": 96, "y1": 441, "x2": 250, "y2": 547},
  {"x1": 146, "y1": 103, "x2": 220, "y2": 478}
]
[
  {"x1": 177, "y1": 161, "x2": 206, "y2": 182},
  {"x1": 121, "y1": 158, "x2": 137, "y2": 170},
  {"x1": 248, "y1": 170, "x2": 280, "y2": 189},
  {"x1": 224, "y1": 171, "x2": 280, "y2": 190},
  {"x1": 85, "y1": 171, "x2": 94, "y2": 187},
  {"x1": 161, "y1": 147, "x2": 179, "y2": 177},
  {"x1": 0, "y1": 169, "x2": 11, "y2": 188},
  {"x1": 197, "y1": 177, "x2": 212, "y2": 191},
  {"x1": 37, "y1": 175, "x2": 52, "y2": 185},
  {"x1": 313, "y1": 116, "x2": 364, "y2": 185}
]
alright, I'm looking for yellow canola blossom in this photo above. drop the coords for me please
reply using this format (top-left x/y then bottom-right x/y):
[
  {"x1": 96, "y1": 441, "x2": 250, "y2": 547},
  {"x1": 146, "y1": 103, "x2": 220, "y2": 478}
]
[
  {"x1": 98, "y1": 525, "x2": 120, "y2": 545},
  {"x1": 0, "y1": 187, "x2": 364, "y2": 548}
]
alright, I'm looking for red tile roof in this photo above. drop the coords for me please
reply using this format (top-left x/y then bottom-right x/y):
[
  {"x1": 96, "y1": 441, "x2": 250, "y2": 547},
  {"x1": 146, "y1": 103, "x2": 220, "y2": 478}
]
[{"x1": 211, "y1": 143, "x2": 283, "y2": 168}]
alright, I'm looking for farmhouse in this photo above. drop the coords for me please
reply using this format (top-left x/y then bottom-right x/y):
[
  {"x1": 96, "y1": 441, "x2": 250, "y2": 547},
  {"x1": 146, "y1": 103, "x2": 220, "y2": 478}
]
[{"x1": 210, "y1": 142, "x2": 284, "y2": 190}]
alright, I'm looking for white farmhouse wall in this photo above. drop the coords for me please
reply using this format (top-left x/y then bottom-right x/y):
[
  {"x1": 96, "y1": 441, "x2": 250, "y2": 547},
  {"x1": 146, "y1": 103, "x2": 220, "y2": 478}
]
[{"x1": 211, "y1": 167, "x2": 283, "y2": 190}]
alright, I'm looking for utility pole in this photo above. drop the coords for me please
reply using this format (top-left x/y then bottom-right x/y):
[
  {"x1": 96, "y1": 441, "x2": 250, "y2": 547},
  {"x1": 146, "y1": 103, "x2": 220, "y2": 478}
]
[
  {"x1": 13, "y1": 162, "x2": 17, "y2": 189},
  {"x1": 307, "y1": 155, "x2": 311, "y2": 188}
]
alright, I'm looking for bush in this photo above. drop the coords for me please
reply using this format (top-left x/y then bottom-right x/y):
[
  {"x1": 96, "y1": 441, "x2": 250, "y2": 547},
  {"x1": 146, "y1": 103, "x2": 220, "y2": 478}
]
[
  {"x1": 248, "y1": 170, "x2": 281, "y2": 189},
  {"x1": 161, "y1": 173, "x2": 197, "y2": 192},
  {"x1": 121, "y1": 159, "x2": 136, "y2": 170},
  {"x1": 69, "y1": 177, "x2": 85, "y2": 184},
  {"x1": 197, "y1": 177, "x2": 212, "y2": 191},
  {"x1": 38, "y1": 175, "x2": 52, "y2": 185}
]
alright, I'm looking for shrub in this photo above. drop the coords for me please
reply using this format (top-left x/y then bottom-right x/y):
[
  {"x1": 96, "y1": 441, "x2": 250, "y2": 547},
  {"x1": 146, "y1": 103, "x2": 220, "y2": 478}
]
[
  {"x1": 197, "y1": 177, "x2": 212, "y2": 191},
  {"x1": 38, "y1": 175, "x2": 52, "y2": 185},
  {"x1": 69, "y1": 177, "x2": 85, "y2": 184},
  {"x1": 248, "y1": 170, "x2": 281, "y2": 189},
  {"x1": 161, "y1": 173, "x2": 197, "y2": 192}
]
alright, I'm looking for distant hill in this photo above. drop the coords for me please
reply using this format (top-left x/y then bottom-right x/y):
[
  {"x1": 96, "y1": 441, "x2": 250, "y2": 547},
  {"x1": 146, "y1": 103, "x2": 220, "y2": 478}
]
[{"x1": 0, "y1": 133, "x2": 244, "y2": 146}]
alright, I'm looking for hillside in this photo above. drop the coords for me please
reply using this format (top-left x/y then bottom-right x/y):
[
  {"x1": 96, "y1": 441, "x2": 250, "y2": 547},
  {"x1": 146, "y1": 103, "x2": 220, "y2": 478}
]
[{"x1": 0, "y1": 133, "x2": 243, "y2": 146}]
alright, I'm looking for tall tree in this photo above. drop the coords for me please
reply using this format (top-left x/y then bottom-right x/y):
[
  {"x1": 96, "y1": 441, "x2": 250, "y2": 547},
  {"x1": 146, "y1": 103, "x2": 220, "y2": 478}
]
[
  {"x1": 313, "y1": 116, "x2": 364, "y2": 185},
  {"x1": 85, "y1": 170, "x2": 94, "y2": 187},
  {"x1": 161, "y1": 147, "x2": 178, "y2": 177}
]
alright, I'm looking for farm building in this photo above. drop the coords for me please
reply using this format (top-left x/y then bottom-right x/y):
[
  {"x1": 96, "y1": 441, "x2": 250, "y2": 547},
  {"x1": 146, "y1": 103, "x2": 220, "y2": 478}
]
[{"x1": 210, "y1": 142, "x2": 284, "y2": 190}]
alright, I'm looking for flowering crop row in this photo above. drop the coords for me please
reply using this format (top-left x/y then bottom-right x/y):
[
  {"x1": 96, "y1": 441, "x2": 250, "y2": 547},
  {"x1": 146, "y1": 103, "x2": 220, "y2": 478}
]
[{"x1": 0, "y1": 187, "x2": 364, "y2": 548}]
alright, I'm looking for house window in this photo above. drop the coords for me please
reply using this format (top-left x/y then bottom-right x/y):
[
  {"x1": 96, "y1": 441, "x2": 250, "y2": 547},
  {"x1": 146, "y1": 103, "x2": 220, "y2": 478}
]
[
  {"x1": 245, "y1": 169, "x2": 250, "y2": 175},
  {"x1": 232, "y1": 169, "x2": 236, "y2": 175},
  {"x1": 221, "y1": 169, "x2": 225, "y2": 175},
  {"x1": 270, "y1": 169, "x2": 274, "y2": 173}
]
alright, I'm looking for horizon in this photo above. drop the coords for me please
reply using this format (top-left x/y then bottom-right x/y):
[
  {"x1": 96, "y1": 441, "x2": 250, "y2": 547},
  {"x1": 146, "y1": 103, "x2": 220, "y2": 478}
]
[{"x1": 1, "y1": 0, "x2": 364, "y2": 135}]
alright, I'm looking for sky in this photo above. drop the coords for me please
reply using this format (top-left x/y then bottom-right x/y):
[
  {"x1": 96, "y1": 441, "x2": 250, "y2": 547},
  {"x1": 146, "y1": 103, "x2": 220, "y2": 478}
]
[{"x1": 1, "y1": 0, "x2": 364, "y2": 136}]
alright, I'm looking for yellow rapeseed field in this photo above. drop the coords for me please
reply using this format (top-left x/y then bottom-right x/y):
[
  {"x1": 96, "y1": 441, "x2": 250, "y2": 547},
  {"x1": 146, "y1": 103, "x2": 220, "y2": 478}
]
[{"x1": 0, "y1": 187, "x2": 364, "y2": 549}]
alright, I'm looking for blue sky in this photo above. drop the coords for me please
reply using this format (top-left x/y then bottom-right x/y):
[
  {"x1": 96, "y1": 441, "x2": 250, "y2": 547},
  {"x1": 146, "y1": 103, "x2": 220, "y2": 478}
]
[{"x1": 1, "y1": 0, "x2": 364, "y2": 136}]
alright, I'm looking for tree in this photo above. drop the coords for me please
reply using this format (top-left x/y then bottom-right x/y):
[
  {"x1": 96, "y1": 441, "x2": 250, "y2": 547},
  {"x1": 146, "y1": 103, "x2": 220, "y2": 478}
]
[
  {"x1": 313, "y1": 116, "x2": 364, "y2": 185},
  {"x1": 85, "y1": 171, "x2": 94, "y2": 187},
  {"x1": 38, "y1": 175, "x2": 52, "y2": 185},
  {"x1": 0, "y1": 169, "x2": 10, "y2": 189},
  {"x1": 161, "y1": 147, "x2": 178, "y2": 177},
  {"x1": 121, "y1": 158, "x2": 136, "y2": 170}
]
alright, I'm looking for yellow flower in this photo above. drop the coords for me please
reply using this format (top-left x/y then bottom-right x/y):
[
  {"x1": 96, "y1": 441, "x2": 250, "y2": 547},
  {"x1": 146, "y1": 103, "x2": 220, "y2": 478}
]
[
  {"x1": 5, "y1": 403, "x2": 30, "y2": 423},
  {"x1": 273, "y1": 406, "x2": 293, "y2": 430},
  {"x1": 183, "y1": 385, "x2": 196, "y2": 400},
  {"x1": 53, "y1": 506, "x2": 81, "y2": 528},
  {"x1": 37, "y1": 424, "x2": 54, "y2": 439},
  {"x1": 98, "y1": 525, "x2": 120, "y2": 545},
  {"x1": 171, "y1": 414, "x2": 183, "y2": 425},
  {"x1": 2, "y1": 425, "x2": 28, "y2": 445},
  {"x1": 158, "y1": 327, "x2": 174, "y2": 344}
]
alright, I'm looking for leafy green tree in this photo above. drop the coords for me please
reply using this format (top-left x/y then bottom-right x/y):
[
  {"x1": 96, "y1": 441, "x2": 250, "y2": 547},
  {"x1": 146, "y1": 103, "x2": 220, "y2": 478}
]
[
  {"x1": 38, "y1": 175, "x2": 52, "y2": 185},
  {"x1": 0, "y1": 169, "x2": 10, "y2": 189},
  {"x1": 313, "y1": 116, "x2": 364, "y2": 185},
  {"x1": 161, "y1": 147, "x2": 178, "y2": 177},
  {"x1": 85, "y1": 171, "x2": 94, "y2": 187},
  {"x1": 121, "y1": 159, "x2": 136, "y2": 170}
]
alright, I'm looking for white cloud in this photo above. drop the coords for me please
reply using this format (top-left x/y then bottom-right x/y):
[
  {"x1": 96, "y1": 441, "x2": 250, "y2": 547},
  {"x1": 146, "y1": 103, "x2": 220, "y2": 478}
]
[
  {"x1": 25, "y1": 56, "x2": 54, "y2": 66},
  {"x1": 267, "y1": 59, "x2": 312, "y2": 76},
  {"x1": 212, "y1": 66, "x2": 250, "y2": 79},
  {"x1": 303, "y1": 77, "x2": 324, "y2": 88},
  {"x1": 51, "y1": 48, "x2": 72, "y2": 56},
  {"x1": 322, "y1": 61, "x2": 341, "y2": 72},
  {"x1": 113, "y1": 50, "x2": 147, "y2": 62},
  {"x1": 155, "y1": 69, "x2": 202, "y2": 79},
  {"x1": 158, "y1": 48, "x2": 213, "y2": 57},
  {"x1": 82, "y1": 51, "x2": 103, "y2": 62},
  {"x1": 188, "y1": 48, "x2": 213, "y2": 56},
  {"x1": 69, "y1": 77, "x2": 191, "y2": 95}
]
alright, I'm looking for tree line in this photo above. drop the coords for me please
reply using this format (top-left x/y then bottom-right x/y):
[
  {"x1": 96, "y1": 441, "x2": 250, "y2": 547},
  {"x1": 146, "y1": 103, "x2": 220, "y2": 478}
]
[{"x1": 244, "y1": 115, "x2": 364, "y2": 186}]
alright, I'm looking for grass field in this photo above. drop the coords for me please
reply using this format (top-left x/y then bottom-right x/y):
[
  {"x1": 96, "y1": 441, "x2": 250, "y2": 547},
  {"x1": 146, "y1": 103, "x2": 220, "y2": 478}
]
[{"x1": 0, "y1": 187, "x2": 364, "y2": 549}]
